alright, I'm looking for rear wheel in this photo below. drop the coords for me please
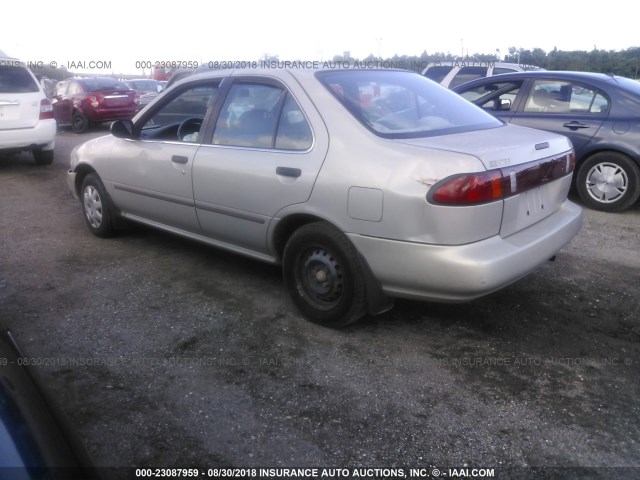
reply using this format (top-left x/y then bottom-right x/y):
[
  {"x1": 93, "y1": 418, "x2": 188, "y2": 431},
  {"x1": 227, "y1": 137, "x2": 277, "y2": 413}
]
[
  {"x1": 72, "y1": 112, "x2": 89, "y2": 133},
  {"x1": 33, "y1": 149, "x2": 53, "y2": 165},
  {"x1": 81, "y1": 173, "x2": 116, "y2": 237},
  {"x1": 575, "y1": 152, "x2": 640, "y2": 212},
  {"x1": 283, "y1": 222, "x2": 367, "y2": 328}
]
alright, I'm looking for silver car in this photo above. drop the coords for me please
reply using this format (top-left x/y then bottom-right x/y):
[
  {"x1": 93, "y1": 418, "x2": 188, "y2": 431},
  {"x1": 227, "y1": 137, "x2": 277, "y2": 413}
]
[{"x1": 67, "y1": 68, "x2": 582, "y2": 327}]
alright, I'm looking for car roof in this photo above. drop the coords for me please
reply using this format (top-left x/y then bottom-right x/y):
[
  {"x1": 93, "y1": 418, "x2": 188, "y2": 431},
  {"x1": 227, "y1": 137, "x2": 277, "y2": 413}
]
[{"x1": 452, "y1": 70, "x2": 627, "y2": 90}]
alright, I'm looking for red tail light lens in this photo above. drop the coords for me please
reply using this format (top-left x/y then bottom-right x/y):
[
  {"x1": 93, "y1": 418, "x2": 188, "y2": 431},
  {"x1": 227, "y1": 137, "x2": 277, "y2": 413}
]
[
  {"x1": 429, "y1": 151, "x2": 575, "y2": 206},
  {"x1": 39, "y1": 99, "x2": 54, "y2": 120},
  {"x1": 429, "y1": 170, "x2": 505, "y2": 205}
]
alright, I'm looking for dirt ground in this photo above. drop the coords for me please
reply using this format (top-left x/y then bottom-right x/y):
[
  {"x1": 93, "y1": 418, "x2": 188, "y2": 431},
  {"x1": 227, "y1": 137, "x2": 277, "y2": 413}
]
[{"x1": 1, "y1": 129, "x2": 639, "y2": 480}]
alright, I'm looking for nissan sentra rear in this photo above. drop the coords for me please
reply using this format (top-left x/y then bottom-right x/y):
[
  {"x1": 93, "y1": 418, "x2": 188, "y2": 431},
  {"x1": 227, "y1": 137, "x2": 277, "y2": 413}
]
[{"x1": 66, "y1": 67, "x2": 582, "y2": 327}]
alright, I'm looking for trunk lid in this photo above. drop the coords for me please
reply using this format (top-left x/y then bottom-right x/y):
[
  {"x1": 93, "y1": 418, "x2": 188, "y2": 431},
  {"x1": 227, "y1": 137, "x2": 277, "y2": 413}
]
[
  {"x1": 97, "y1": 90, "x2": 136, "y2": 108},
  {"x1": 396, "y1": 124, "x2": 575, "y2": 237}
]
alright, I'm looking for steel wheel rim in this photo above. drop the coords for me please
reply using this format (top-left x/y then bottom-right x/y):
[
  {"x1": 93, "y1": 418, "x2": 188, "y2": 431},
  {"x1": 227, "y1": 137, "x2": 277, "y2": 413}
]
[
  {"x1": 586, "y1": 162, "x2": 628, "y2": 203},
  {"x1": 83, "y1": 185, "x2": 103, "y2": 228},
  {"x1": 298, "y1": 247, "x2": 344, "y2": 310}
]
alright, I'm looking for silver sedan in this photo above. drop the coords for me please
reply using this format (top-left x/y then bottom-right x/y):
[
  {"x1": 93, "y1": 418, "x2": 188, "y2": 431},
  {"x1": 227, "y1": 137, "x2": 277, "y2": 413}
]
[{"x1": 67, "y1": 67, "x2": 582, "y2": 327}]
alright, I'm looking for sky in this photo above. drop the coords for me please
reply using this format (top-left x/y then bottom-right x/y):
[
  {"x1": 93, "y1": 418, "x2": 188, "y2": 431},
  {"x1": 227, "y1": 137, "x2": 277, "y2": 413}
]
[{"x1": 2, "y1": 0, "x2": 637, "y2": 75}]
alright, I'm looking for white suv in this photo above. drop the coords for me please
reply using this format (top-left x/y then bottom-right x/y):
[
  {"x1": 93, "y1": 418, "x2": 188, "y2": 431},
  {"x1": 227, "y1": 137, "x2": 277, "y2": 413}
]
[
  {"x1": 0, "y1": 53, "x2": 56, "y2": 164},
  {"x1": 423, "y1": 61, "x2": 544, "y2": 88}
]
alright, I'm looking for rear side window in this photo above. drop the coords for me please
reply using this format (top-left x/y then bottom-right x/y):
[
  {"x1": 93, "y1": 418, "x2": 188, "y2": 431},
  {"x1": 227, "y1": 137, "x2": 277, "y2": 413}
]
[
  {"x1": 213, "y1": 83, "x2": 312, "y2": 150},
  {"x1": 424, "y1": 66, "x2": 453, "y2": 83},
  {"x1": 0, "y1": 65, "x2": 39, "y2": 93},
  {"x1": 524, "y1": 80, "x2": 610, "y2": 114},
  {"x1": 492, "y1": 67, "x2": 519, "y2": 75},
  {"x1": 449, "y1": 66, "x2": 489, "y2": 88}
]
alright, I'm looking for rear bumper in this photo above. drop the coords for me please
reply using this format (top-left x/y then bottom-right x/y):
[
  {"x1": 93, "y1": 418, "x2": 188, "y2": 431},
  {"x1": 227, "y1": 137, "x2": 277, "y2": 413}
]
[
  {"x1": 348, "y1": 200, "x2": 583, "y2": 302},
  {"x1": 85, "y1": 107, "x2": 136, "y2": 123},
  {"x1": 0, "y1": 120, "x2": 56, "y2": 151}
]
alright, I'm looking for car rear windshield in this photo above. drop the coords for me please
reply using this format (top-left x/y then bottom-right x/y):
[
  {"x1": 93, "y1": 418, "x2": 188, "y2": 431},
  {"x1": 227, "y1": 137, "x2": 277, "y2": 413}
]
[
  {"x1": 317, "y1": 70, "x2": 502, "y2": 138},
  {"x1": 0, "y1": 64, "x2": 39, "y2": 93},
  {"x1": 79, "y1": 78, "x2": 129, "y2": 92},
  {"x1": 127, "y1": 80, "x2": 160, "y2": 92}
]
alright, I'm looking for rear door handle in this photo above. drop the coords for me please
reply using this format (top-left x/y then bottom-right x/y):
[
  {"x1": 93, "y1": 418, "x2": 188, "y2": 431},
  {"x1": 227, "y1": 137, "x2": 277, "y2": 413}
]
[
  {"x1": 276, "y1": 166, "x2": 301, "y2": 178},
  {"x1": 172, "y1": 155, "x2": 189, "y2": 164},
  {"x1": 563, "y1": 121, "x2": 590, "y2": 130}
]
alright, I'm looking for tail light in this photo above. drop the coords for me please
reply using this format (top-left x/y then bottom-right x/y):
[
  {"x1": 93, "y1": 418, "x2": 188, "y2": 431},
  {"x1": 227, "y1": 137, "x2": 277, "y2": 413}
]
[
  {"x1": 428, "y1": 151, "x2": 575, "y2": 206},
  {"x1": 430, "y1": 171, "x2": 504, "y2": 205},
  {"x1": 88, "y1": 96, "x2": 100, "y2": 108},
  {"x1": 39, "y1": 99, "x2": 54, "y2": 120}
]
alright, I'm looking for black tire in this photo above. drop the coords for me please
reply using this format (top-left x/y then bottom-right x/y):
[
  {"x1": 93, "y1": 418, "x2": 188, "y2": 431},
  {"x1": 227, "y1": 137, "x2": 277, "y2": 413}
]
[
  {"x1": 72, "y1": 112, "x2": 89, "y2": 134},
  {"x1": 80, "y1": 173, "x2": 116, "y2": 238},
  {"x1": 33, "y1": 149, "x2": 54, "y2": 165},
  {"x1": 283, "y1": 222, "x2": 367, "y2": 328},
  {"x1": 575, "y1": 152, "x2": 640, "y2": 212}
]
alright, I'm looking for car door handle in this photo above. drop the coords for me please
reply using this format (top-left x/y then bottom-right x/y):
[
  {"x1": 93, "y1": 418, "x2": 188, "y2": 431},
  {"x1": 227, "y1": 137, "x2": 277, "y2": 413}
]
[
  {"x1": 563, "y1": 121, "x2": 591, "y2": 130},
  {"x1": 276, "y1": 167, "x2": 301, "y2": 178},
  {"x1": 171, "y1": 155, "x2": 189, "y2": 164}
]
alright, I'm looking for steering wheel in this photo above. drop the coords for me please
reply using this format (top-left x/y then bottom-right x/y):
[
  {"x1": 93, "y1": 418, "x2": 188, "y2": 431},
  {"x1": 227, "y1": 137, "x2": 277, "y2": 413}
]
[{"x1": 177, "y1": 117, "x2": 203, "y2": 141}]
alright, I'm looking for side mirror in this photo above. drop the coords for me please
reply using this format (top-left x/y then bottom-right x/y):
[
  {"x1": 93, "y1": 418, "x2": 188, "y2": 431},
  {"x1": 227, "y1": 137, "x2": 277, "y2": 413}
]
[
  {"x1": 499, "y1": 98, "x2": 511, "y2": 111},
  {"x1": 111, "y1": 120, "x2": 134, "y2": 139}
]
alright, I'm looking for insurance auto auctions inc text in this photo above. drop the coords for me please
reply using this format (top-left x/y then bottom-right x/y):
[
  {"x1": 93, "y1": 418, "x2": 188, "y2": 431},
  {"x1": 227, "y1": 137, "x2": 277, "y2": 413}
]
[{"x1": 209, "y1": 467, "x2": 496, "y2": 478}]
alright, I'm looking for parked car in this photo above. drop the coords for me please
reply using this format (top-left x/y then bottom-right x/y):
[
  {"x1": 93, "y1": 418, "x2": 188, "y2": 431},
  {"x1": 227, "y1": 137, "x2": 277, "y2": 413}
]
[
  {"x1": 453, "y1": 71, "x2": 640, "y2": 212},
  {"x1": 67, "y1": 68, "x2": 582, "y2": 327},
  {"x1": 423, "y1": 61, "x2": 544, "y2": 88},
  {"x1": 0, "y1": 54, "x2": 56, "y2": 164},
  {"x1": 124, "y1": 78, "x2": 164, "y2": 95},
  {"x1": 124, "y1": 78, "x2": 164, "y2": 113},
  {"x1": 52, "y1": 77, "x2": 138, "y2": 133},
  {"x1": 0, "y1": 330, "x2": 97, "y2": 477}
]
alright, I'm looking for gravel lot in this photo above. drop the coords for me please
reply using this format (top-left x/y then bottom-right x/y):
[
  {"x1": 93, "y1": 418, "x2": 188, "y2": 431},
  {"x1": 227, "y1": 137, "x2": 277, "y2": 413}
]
[{"x1": 1, "y1": 128, "x2": 639, "y2": 480}]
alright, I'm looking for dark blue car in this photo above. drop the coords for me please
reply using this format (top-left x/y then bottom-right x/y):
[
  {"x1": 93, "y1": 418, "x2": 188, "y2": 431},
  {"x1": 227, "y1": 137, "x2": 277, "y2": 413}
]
[{"x1": 453, "y1": 71, "x2": 640, "y2": 212}]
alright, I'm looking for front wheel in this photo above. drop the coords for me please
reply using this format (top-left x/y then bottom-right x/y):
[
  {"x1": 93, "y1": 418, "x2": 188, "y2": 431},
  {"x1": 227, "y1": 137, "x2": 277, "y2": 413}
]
[
  {"x1": 283, "y1": 222, "x2": 367, "y2": 328},
  {"x1": 575, "y1": 152, "x2": 640, "y2": 212},
  {"x1": 81, "y1": 173, "x2": 116, "y2": 237}
]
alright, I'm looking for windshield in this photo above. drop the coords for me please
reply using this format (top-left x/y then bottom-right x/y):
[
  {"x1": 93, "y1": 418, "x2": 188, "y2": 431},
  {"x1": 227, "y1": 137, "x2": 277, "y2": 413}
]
[
  {"x1": 79, "y1": 78, "x2": 129, "y2": 92},
  {"x1": 317, "y1": 70, "x2": 501, "y2": 138}
]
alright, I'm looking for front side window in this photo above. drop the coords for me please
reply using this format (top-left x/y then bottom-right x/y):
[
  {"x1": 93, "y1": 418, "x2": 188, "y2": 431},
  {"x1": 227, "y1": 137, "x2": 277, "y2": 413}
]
[
  {"x1": 459, "y1": 81, "x2": 522, "y2": 112},
  {"x1": 54, "y1": 81, "x2": 69, "y2": 97},
  {"x1": 139, "y1": 83, "x2": 219, "y2": 141},
  {"x1": 524, "y1": 80, "x2": 609, "y2": 114},
  {"x1": 213, "y1": 83, "x2": 312, "y2": 150},
  {"x1": 318, "y1": 70, "x2": 501, "y2": 138},
  {"x1": 67, "y1": 82, "x2": 83, "y2": 95}
]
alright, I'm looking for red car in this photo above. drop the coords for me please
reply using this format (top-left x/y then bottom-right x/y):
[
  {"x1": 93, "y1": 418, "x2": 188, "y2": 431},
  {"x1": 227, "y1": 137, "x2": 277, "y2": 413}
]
[{"x1": 52, "y1": 77, "x2": 138, "y2": 133}]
